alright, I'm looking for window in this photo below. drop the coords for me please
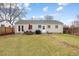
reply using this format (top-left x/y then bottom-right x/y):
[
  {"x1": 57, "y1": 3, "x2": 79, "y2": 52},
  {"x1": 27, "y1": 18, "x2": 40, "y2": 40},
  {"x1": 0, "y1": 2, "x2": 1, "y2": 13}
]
[
  {"x1": 9, "y1": 26, "x2": 11, "y2": 28},
  {"x1": 43, "y1": 26, "x2": 45, "y2": 29},
  {"x1": 38, "y1": 25, "x2": 41, "y2": 28},
  {"x1": 55, "y1": 25, "x2": 58, "y2": 29},
  {"x1": 18, "y1": 26, "x2": 20, "y2": 31},
  {"x1": 22, "y1": 26, "x2": 24, "y2": 31},
  {"x1": 28, "y1": 24, "x2": 32, "y2": 30},
  {"x1": 48, "y1": 25, "x2": 51, "y2": 28}
]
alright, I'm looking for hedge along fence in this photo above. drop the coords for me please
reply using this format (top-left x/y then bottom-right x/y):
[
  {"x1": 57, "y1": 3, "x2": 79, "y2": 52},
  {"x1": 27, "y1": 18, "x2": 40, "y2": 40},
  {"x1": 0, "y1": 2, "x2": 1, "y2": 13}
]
[{"x1": 0, "y1": 27, "x2": 15, "y2": 35}]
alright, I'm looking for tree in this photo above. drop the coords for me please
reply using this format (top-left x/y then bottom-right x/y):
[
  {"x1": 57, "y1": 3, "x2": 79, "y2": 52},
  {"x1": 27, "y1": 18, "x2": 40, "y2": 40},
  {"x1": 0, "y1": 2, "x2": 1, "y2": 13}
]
[
  {"x1": 0, "y1": 3, "x2": 26, "y2": 27},
  {"x1": 70, "y1": 15, "x2": 79, "y2": 35},
  {"x1": 76, "y1": 15, "x2": 79, "y2": 20},
  {"x1": 71, "y1": 15, "x2": 79, "y2": 27}
]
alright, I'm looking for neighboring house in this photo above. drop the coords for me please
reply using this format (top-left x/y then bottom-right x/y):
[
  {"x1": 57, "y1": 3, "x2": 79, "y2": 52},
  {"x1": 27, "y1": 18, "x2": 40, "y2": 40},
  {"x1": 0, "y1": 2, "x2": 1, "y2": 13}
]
[
  {"x1": 0, "y1": 20, "x2": 11, "y2": 27},
  {"x1": 15, "y1": 19, "x2": 64, "y2": 33}
]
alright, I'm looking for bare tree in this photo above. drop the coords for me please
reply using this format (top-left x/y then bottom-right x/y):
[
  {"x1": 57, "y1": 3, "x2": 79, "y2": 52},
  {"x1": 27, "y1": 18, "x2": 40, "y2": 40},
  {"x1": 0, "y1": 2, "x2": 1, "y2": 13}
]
[
  {"x1": 69, "y1": 15, "x2": 79, "y2": 35},
  {"x1": 71, "y1": 15, "x2": 79, "y2": 27},
  {"x1": 0, "y1": 3, "x2": 26, "y2": 27},
  {"x1": 76, "y1": 15, "x2": 79, "y2": 20}
]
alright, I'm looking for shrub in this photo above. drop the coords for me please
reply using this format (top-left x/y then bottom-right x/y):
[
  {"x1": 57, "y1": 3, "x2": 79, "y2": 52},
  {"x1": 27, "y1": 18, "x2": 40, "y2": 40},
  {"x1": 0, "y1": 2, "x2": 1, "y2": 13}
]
[
  {"x1": 24, "y1": 31, "x2": 33, "y2": 35},
  {"x1": 35, "y1": 30, "x2": 41, "y2": 34}
]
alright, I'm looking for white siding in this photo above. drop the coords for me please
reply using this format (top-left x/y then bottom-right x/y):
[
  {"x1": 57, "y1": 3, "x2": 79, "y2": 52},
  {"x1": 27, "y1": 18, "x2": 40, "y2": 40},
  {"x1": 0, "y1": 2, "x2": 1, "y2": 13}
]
[
  {"x1": 14, "y1": 24, "x2": 63, "y2": 33},
  {"x1": 46, "y1": 24, "x2": 63, "y2": 33}
]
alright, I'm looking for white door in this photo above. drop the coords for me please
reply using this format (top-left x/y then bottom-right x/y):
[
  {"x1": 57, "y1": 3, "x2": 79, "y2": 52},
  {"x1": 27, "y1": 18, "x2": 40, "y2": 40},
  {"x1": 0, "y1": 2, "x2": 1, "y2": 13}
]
[{"x1": 42, "y1": 25, "x2": 47, "y2": 33}]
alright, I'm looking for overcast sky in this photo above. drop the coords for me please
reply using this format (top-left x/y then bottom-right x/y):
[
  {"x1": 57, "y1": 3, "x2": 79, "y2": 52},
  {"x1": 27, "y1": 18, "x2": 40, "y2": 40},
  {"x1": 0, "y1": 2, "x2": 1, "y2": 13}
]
[{"x1": 19, "y1": 3, "x2": 79, "y2": 25}]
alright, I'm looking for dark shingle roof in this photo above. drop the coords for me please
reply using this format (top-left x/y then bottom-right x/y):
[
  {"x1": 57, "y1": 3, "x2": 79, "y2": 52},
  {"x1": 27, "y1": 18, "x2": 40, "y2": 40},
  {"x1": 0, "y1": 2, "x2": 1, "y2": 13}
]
[{"x1": 16, "y1": 20, "x2": 63, "y2": 25}]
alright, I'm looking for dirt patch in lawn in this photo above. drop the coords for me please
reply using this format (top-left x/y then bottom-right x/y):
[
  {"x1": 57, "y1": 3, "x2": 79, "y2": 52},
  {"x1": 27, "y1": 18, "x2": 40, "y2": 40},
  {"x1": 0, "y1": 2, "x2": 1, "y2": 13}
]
[{"x1": 47, "y1": 34, "x2": 79, "y2": 52}]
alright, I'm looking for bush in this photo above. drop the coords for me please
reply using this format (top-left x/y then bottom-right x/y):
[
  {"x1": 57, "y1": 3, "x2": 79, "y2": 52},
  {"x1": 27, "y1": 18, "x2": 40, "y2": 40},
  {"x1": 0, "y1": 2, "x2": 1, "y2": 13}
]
[
  {"x1": 35, "y1": 30, "x2": 41, "y2": 34},
  {"x1": 24, "y1": 31, "x2": 33, "y2": 35}
]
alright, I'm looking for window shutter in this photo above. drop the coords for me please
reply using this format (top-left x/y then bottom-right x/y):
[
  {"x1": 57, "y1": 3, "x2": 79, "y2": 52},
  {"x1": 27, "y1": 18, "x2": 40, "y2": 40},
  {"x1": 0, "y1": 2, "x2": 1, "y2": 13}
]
[{"x1": 28, "y1": 24, "x2": 32, "y2": 30}]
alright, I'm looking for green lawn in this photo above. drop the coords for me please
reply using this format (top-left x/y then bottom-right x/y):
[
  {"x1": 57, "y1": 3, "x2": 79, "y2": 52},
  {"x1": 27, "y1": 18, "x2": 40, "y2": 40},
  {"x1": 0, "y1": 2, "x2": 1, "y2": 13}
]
[{"x1": 0, "y1": 34, "x2": 79, "y2": 56}]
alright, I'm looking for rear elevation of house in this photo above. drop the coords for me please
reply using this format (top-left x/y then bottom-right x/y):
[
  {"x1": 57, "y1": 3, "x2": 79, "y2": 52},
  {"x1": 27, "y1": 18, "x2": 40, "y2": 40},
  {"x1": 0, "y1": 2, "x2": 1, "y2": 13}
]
[{"x1": 15, "y1": 19, "x2": 64, "y2": 33}]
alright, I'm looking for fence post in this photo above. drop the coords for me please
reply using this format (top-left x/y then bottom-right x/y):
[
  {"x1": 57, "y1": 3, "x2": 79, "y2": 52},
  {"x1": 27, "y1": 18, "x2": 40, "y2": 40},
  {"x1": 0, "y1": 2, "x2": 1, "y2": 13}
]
[{"x1": 4, "y1": 27, "x2": 6, "y2": 34}]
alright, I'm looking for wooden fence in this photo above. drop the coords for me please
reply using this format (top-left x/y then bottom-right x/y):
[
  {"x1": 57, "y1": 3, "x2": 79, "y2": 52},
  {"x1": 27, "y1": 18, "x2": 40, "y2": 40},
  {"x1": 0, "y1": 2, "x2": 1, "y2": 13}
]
[
  {"x1": 0, "y1": 27, "x2": 14, "y2": 35},
  {"x1": 63, "y1": 27, "x2": 79, "y2": 36}
]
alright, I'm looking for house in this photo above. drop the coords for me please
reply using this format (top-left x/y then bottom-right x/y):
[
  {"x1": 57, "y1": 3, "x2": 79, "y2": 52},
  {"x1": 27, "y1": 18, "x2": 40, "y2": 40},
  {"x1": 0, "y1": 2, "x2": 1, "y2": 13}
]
[
  {"x1": 15, "y1": 19, "x2": 64, "y2": 33},
  {"x1": 0, "y1": 20, "x2": 11, "y2": 27}
]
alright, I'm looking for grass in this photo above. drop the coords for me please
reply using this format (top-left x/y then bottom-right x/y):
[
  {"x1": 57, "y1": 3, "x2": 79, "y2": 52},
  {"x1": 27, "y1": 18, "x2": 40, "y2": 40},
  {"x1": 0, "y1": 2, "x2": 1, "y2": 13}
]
[{"x1": 0, "y1": 34, "x2": 79, "y2": 56}]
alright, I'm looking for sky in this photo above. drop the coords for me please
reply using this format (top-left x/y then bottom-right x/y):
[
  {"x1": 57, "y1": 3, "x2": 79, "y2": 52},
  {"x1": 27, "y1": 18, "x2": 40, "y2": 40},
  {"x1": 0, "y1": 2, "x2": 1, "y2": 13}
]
[{"x1": 19, "y1": 3, "x2": 79, "y2": 25}]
